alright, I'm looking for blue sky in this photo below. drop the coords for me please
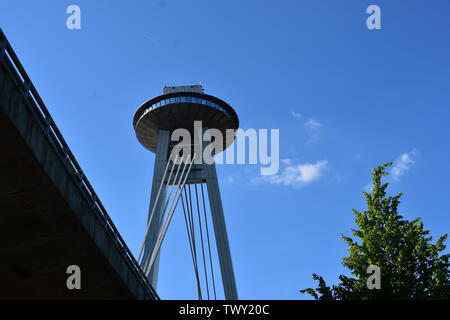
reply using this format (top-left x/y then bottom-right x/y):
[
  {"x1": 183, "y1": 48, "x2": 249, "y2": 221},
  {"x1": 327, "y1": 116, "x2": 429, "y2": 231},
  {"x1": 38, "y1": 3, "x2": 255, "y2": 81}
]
[{"x1": 1, "y1": 0, "x2": 449, "y2": 299}]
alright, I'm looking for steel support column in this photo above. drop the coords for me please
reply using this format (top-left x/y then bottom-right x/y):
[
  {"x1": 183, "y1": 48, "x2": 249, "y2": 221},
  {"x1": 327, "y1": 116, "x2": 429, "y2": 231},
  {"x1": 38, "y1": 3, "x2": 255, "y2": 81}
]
[
  {"x1": 142, "y1": 129, "x2": 170, "y2": 288},
  {"x1": 204, "y1": 162, "x2": 238, "y2": 300}
]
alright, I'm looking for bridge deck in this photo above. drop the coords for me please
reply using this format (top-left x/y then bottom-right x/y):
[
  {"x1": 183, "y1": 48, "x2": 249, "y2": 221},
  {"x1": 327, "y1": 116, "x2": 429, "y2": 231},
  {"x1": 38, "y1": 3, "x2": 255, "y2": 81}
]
[{"x1": 0, "y1": 29, "x2": 158, "y2": 300}]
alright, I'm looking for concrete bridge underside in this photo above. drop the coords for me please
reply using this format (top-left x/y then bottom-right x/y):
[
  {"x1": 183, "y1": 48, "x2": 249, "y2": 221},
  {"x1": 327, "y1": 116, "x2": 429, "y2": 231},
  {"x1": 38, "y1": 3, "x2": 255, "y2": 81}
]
[{"x1": 0, "y1": 34, "x2": 157, "y2": 299}]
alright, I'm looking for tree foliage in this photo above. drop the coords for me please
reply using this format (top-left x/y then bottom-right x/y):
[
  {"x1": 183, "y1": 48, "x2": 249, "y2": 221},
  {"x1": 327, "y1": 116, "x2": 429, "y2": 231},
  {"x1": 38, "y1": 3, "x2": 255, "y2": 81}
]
[{"x1": 301, "y1": 163, "x2": 450, "y2": 299}]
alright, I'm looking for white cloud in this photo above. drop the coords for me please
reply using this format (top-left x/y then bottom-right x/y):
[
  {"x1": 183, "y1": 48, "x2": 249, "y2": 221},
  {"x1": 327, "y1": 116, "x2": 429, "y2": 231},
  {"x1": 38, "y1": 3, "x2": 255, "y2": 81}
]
[
  {"x1": 304, "y1": 119, "x2": 323, "y2": 131},
  {"x1": 291, "y1": 111, "x2": 302, "y2": 119},
  {"x1": 266, "y1": 159, "x2": 328, "y2": 188},
  {"x1": 362, "y1": 149, "x2": 418, "y2": 191},
  {"x1": 364, "y1": 183, "x2": 373, "y2": 193},
  {"x1": 227, "y1": 175, "x2": 235, "y2": 184},
  {"x1": 391, "y1": 149, "x2": 418, "y2": 181},
  {"x1": 289, "y1": 112, "x2": 324, "y2": 144}
]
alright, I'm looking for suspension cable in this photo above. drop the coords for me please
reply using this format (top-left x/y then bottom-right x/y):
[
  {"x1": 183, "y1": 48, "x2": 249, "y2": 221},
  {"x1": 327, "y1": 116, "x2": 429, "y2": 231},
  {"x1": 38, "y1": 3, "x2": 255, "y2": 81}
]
[
  {"x1": 180, "y1": 188, "x2": 202, "y2": 299},
  {"x1": 187, "y1": 185, "x2": 198, "y2": 276},
  {"x1": 186, "y1": 184, "x2": 202, "y2": 300},
  {"x1": 184, "y1": 187, "x2": 198, "y2": 276},
  {"x1": 144, "y1": 154, "x2": 196, "y2": 277},
  {"x1": 195, "y1": 184, "x2": 210, "y2": 299},
  {"x1": 137, "y1": 154, "x2": 180, "y2": 263},
  {"x1": 138, "y1": 151, "x2": 219, "y2": 300},
  {"x1": 142, "y1": 155, "x2": 187, "y2": 273},
  {"x1": 201, "y1": 183, "x2": 217, "y2": 299}
]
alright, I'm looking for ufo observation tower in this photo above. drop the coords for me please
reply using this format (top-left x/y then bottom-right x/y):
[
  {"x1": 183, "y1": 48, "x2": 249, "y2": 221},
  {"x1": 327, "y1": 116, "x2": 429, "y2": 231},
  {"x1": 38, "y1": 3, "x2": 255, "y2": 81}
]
[{"x1": 133, "y1": 85, "x2": 239, "y2": 300}]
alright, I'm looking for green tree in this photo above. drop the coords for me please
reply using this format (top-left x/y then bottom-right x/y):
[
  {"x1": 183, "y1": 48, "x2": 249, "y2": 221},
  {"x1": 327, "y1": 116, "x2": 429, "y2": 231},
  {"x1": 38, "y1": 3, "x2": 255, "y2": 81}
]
[{"x1": 301, "y1": 163, "x2": 450, "y2": 300}]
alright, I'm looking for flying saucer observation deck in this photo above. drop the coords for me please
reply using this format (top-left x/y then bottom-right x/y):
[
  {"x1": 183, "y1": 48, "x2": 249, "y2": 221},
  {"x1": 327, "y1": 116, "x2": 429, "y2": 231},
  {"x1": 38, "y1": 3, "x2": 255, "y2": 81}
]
[{"x1": 133, "y1": 92, "x2": 239, "y2": 154}]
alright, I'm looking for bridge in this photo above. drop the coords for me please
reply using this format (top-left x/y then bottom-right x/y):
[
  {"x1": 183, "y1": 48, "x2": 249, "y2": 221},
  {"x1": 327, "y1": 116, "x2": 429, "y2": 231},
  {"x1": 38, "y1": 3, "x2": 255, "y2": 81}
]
[{"x1": 0, "y1": 29, "x2": 159, "y2": 300}]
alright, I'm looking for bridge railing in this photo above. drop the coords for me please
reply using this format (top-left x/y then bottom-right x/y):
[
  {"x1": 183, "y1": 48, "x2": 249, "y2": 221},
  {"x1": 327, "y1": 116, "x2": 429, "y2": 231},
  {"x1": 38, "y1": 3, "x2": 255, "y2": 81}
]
[{"x1": 0, "y1": 29, "x2": 159, "y2": 300}]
